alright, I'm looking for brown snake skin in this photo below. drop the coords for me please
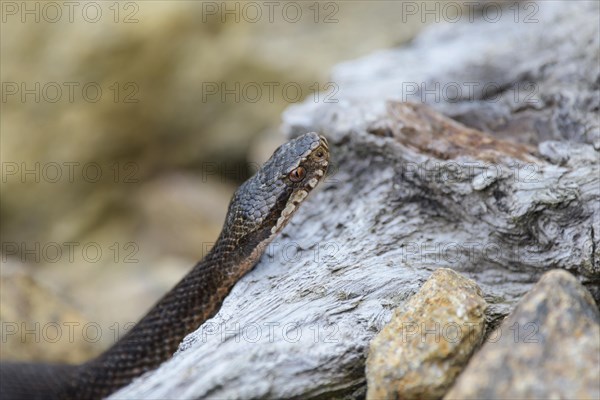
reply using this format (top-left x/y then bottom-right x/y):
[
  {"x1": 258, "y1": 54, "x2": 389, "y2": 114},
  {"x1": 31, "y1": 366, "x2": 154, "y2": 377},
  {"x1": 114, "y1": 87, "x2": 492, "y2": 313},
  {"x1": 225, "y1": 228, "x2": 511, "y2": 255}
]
[{"x1": 0, "y1": 133, "x2": 330, "y2": 399}]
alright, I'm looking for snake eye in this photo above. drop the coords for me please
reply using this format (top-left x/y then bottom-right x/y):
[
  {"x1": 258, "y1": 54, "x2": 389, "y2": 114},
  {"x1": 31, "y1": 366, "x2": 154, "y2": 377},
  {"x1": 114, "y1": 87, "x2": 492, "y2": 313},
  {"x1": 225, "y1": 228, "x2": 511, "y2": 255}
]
[
  {"x1": 289, "y1": 166, "x2": 306, "y2": 182},
  {"x1": 315, "y1": 149, "x2": 325, "y2": 160}
]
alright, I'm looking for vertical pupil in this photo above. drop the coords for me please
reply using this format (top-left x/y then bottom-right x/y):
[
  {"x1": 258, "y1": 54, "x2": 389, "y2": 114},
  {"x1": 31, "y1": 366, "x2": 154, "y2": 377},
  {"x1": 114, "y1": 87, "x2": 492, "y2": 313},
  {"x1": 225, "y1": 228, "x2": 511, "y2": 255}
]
[{"x1": 290, "y1": 167, "x2": 304, "y2": 181}]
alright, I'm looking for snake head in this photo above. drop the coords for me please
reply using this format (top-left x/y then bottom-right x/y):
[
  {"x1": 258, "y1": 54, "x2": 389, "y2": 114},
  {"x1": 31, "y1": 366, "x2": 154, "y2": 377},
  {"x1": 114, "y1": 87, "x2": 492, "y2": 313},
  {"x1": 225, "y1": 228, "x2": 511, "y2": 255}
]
[{"x1": 223, "y1": 132, "x2": 330, "y2": 248}]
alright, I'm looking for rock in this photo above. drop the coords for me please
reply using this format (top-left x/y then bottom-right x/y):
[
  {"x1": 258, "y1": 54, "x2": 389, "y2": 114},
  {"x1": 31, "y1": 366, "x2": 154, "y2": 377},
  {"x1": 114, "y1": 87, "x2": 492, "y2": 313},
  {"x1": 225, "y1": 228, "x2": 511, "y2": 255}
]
[
  {"x1": 445, "y1": 269, "x2": 600, "y2": 400},
  {"x1": 0, "y1": 260, "x2": 97, "y2": 364},
  {"x1": 366, "y1": 268, "x2": 487, "y2": 400}
]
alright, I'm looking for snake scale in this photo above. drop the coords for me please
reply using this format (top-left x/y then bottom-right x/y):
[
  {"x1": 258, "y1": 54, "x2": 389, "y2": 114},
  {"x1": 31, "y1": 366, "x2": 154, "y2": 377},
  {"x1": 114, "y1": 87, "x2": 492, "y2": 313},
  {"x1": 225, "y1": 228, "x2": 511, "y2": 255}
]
[{"x1": 0, "y1": 132, "x2": 330, "y2": 399}]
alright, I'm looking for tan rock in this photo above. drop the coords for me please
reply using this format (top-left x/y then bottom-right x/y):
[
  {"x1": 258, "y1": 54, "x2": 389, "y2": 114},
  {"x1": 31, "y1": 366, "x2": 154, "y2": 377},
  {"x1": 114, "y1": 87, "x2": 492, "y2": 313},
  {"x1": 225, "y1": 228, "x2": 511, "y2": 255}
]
[
  {"x1": 366, "y1": 268, "x2": 487, "y2": 400},
  {"x1": 445, "y1": 269, "x2": 600, "y2": 400},
  {"x1": 0, "y1": 260, "x2": 97, "y2": 363}
]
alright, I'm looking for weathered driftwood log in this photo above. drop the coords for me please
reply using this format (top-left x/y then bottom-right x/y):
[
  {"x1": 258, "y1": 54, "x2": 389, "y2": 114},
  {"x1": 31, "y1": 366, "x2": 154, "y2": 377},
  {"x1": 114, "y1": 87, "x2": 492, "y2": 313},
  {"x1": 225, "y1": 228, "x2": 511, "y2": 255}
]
[{"x1": 114, "y1": 2, "x2": 599, "y2": 398}]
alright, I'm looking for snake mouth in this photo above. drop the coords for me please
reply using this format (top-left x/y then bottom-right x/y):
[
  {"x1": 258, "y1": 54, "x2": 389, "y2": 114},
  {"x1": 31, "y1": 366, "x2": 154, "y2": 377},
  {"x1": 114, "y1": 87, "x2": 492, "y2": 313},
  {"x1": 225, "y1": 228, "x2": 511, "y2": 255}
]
[
  {"x1": 269, "y1": 135, "x2": 330, "y2": 235},
  {"x1": 319, "y1": 135, "x2": 329, "y2": 151}
]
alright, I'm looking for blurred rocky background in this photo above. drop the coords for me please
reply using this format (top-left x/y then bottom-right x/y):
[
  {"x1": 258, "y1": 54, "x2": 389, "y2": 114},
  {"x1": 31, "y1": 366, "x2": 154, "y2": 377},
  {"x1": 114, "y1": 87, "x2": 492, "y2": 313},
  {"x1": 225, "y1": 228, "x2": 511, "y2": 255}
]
[{"x1": 0, "y1": 1, "x2": 443, "y2": 362}]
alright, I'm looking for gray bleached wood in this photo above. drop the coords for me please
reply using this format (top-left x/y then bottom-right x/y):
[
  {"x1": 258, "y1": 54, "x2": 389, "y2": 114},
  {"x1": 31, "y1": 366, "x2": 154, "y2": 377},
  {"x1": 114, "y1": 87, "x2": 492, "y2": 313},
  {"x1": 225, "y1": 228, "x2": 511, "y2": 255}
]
[{"x1": 113, "y1": 2, "x2": 599, "y2": 399}]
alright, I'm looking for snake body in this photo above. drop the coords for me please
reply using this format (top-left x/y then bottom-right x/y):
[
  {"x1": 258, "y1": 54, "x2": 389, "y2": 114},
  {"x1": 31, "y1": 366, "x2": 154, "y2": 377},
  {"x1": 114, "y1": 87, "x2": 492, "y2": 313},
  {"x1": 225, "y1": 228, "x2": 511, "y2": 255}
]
[{"x1": 0, "y1": 132, "x2": 330, "y2": 399}]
